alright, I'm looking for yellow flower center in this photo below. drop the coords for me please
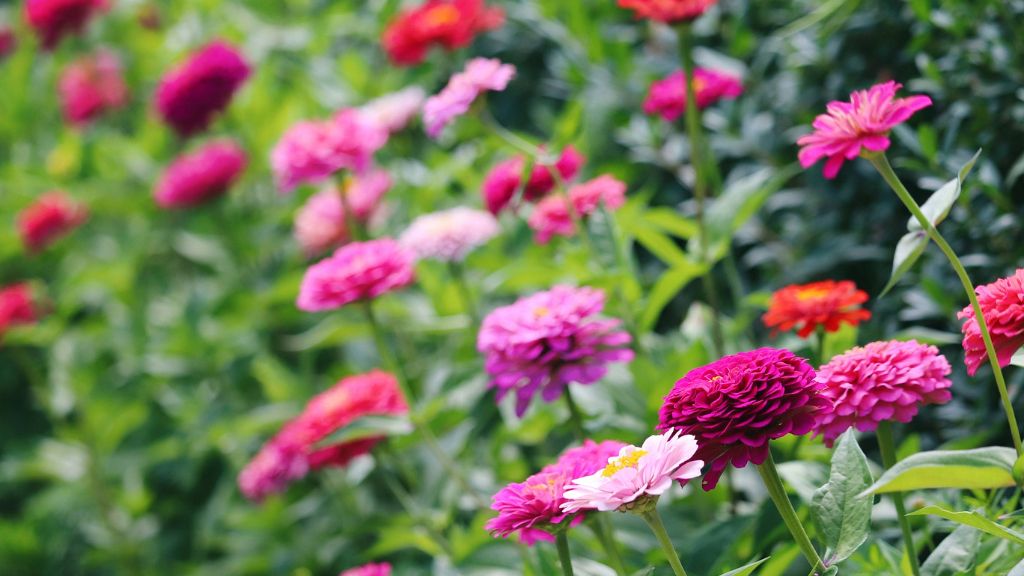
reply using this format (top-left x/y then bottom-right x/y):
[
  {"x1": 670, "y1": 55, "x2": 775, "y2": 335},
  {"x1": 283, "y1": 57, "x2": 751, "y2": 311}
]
[
  {"x1": 795, "y1": 286, "x2": 830, "y2": 301},
  {"x1": 533, "y1": 306, "x2": 550, "y2": 317},
  {"x1": 424, "y1": 5, "x2": 459, "y2": 27},
  {"x1": 602, "y1": 449, "x2": 647, "y2": 477}
]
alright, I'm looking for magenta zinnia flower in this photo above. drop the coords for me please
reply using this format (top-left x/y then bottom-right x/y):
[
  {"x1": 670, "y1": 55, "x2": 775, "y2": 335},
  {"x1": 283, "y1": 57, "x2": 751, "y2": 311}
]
[
  {"x1": 155, "y1": 40, "x2": 251, "y2": 137},
  {"x1": 293, "y1": 171, "x2": 392, "y2": 255},
  {"x1": 478, "y1": 285, "x2": 633, "y2": 417},
  {"x1": 25, "y1": 0, "x2": 108, "y2": 50},
  {"x1": 339, "y1": 562, "x2": 391, "y2": 576},
  {"x1": 528, "y1": 175, "x2": 627, "y2": 244},
  {"x1": 422, "y1": 57, "x2": 515, "y2": 138},
  {"x1": 58, "y1": 50, "x2": 128, "y2": 127},
  {"x1": 17, "y1": 192, "x2": 88, "y2": 253},
  {"x1": 360, "y1": 86, "x2": 425, "y2": 134},
  {"x1": 154, "y1": 140, "x2": 247, "y2": 209},
  {"x1": 958, "y1": 269, "x2": 1024, "y2": 375},
  {"x1": 0, "y1": 283, "x2": 40, "y2": 340},
  {"x1": 481, "y1": 146, "x2": 585, "y2": 214},
  {"x1": 643, "y1": 69, "x2": 743, "y2": 122},
  {"x1": 297, "y1": 238, "x2": 415, "y2": 312},
  {"x1": 618, "y1": 0, "x2": 717, "y2": 23},
  {"x1": 798, "y1": 81, "x2": 932, "y2": 179},
  {"x1": 400, "y1": 207, "x2": 500, "y2": 262},
  {"x1": 658, "y1": 348, "x2": 827, "y2": 490},
  {"x1": 814, "y1": 340, "x2": 952, "y2": 446}
]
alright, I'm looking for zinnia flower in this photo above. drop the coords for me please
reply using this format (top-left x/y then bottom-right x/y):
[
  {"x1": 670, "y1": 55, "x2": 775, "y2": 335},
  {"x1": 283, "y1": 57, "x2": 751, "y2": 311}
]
[
  {"x1": 340, "y1": 563, "x2": 391, "y2": 576},
  {"x1": 399, "y1": 207, "x2": 500, "y2": 262},
  {"x1": 293, "y1": 171, "x2": 392, "y2": 256},
  {"x1": 58, "y1": 50, "x2": 128, "y2": 127},
  {"x1": 797, "y1": 81, "x2": 932, "y2": 179},
  {"x1": 155, "y1": 40, "x2": 251, "y2": 137},
  {"x1": 618, "y1": 0, "x2": 717, "y2": 23},
  {"x1": 25, "y1": 0, "x2": 108, "y2": 50},
  {"x1": 296, "y1": 238, "x2": 415, "y2": 312},
  {"x1": 643, "y1": 69, "x2": 743, "y2": 122},
  {"x1": 0, "y1": 27, "x2": 17, "y2": 59},
  {"x1": 658, "y1": 348, "x2": 828, "y2": 490},
  {"x1": 271, "y1": 110, "x2": 389, "y2": 193},
  {"x1": 154, "y1": 140, "x2": 247, "y2": 209},
  {"x1": 958, "y1": 269, "x2": 1024, "y2": 375},
  {"x1": 762, "y1": 280, "x2": 871, "y2": 338},
  {"x1": 0, "y1": 283, "x2": 39, "y2": 339},
  {"x1": 561, "y1": 431, "x2": 704, "y2": 513},
  {"x1": 360, "y1": 86, "x2": 426, "y2": 134},
  {"x1": 381, "y1": 0, "x2": 504, "y2": 66},
  {"x1": 814, "y1": 340, "x2": 952, "y2": 446},
  {"x1": 477, "y1": 285, "x2": 634, "y2": 417},
  {"x1": 528, "y1": 175, "x2": 627, "y2": 244},
  {"x1": 422, "y1": 57, "x2": 515, "y2": 138},
  {"x1": 482, "y1": 146, "x2": 585, "y2": 214},
  {"x1": 17, "y1": 192, "x2": 88, "y2": 252}
]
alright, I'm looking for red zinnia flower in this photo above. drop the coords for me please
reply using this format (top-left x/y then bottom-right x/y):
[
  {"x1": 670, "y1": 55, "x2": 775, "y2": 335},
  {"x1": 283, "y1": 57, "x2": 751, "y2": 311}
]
[
  {"x1": 763, "y1": 280, "x2": 871, "y2": 338},
  {"x1": 155, "y1": 40, "x2": 251, "y2": 137},
  {"x1": 154, "y1": 140, "x2": 247, "y2": 209},
  {"x1": 0, "y1": 27, "x2": 17, "y2": 59},
  {"x1": 0, "y1": 283, "x2": 39, "y2": 340},
  {"x1": 958, "y1": 269, "x2": 1024, "y2": 376},
  {"x1": 58, "y1": 50, "x2": 129, "y2": 127},
  {"x1": 382, "y1": 0, "x2": 504, "y2": 66},
  {"x1": 618, "y1": 0, "x2": 718, "y2": 23},
  {"x1": 24, "y1": 0, "x2": 108, "y2": 50},
  {"x1": 17, "y1": 192, "x2": 88, "y2": 253}
]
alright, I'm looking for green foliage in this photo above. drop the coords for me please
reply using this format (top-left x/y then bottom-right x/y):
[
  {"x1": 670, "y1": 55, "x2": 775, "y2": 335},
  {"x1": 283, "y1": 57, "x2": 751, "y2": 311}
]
[
  {"x1": 811, "y1": 430, "x2": 873, "y2": 567},
  {"x1": 862, "y1": 447, "x2": 1018, "y2": 494}
]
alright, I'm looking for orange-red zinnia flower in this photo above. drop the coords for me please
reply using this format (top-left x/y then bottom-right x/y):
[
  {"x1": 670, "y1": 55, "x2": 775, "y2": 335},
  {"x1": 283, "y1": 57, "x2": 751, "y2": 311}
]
[
  {"x1": 618, "y1": 0, "x2": 718, "y2": 23},
  {"x1": 381, "y1": 0, "x2": 504, "y2": 66},
  {"x1": 763, "y1": 280, "x2": 871, "y2": 338}
]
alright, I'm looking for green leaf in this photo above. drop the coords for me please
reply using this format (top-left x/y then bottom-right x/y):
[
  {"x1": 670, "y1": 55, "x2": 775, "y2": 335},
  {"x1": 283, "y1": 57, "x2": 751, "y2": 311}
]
[
  {"x1": 638, "y1": 260, "x2": 709, "y2": 332},
  {"x1": 908, "y1": 149, "x2": 981, "y2": 231},
  {"x1": 861, "y1": 447, "x2": 1018, "y2": 495},
  {"x1": 812, "y1": 429, "x2": 873, "y2": 566},
  {"x1": 1015, "y1": 452, "x2": 1024, "y2": 485},
  {"x1": 919, "y1": 524, "x2": 981, "y2": 576},
  {"x1": 909, "y1": 505, "x2": 1024, "y2": 544},
  {"x1": 630, "y1": 225, "x2": 691, "y2": 267},
  {"x1": 643, "y1": 207, "x2": 699, "y2": 238},
  {"x1": 705, "y1": 166, "x2": 799, "y2": 257},
  {"x1": 717, "y1": 557, "x2": 770, "y2": 576},
  {"x1": 1010, "y1": 557, "x2": 1024, "y2": 576},
  {"x1": 880, "y1": 231, "x2": 928, "y2": 297},
  {"x1": 1010, "y1": 347, "x2": 1024, "y2": 368}
]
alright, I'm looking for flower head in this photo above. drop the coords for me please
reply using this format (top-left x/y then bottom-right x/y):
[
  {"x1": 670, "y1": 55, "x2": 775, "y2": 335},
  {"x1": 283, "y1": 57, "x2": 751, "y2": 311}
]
[
  {"x1": 18, "y1": 192, "x2": 88, "y2": 252},
  {"x1": 294, "y1": 171, "x2": 392, "y2": 256},
  {"x1": 382, "y1": 0, "x2": 504, "y2": 66},
  {"x1": 0, "y1": 283, "x2": 39, "y2": 340},
  {"x1": 478, "y1": 285, "x2": 633, "y2": 417},
  {"x1": 154, "y1": 140, "x2": 247, "y2": 209},
  {"x1": 658, "y1": 348, "x2": 828, "y2": 490},
  {"x1": 340, "y1": 563, "x2": 392, "y2": 576},
  {"x1": 815, "y1": 340, "x2": 952, "y2": 446},
  {"x1": 798, "y1": 81, "x2": 932, "y2": 179},
  {"x1": 58, "y1": 50, "x2": 129, "y2": 127},
  {"x1": 618, "y1": 0, "x2": 717, "y2": 23},
  {"x1": 561, "y1": 431, "x2": 704, "y2": 513},
  {"x1": 297, "y1": 238, "x2": 415, "y2": 312},
  {"x1": 155, "y1": 41, "x2": 251, "y2": 137},
  {"x1": 360, "y1": 87, "x2": 426, "y2": 133},
  {"x1": 763, "y1": 280, "x2": 871, "y2": 338},
  {"x1": 528, "y1": 175, "x2": 627, "y2": 244},
  {"x1": 643, "y1": 69, "x2": 742, "y2": 122},
  {"x1": 25, "y1": 0, "x2": 108, "y2": 50},
  {"x1": 482, "y1": 146, "x2": 585, "y2": 214},
  {"x1": 422, "y1": 57, "x2": 515, "y2": 138},
  {"x1": 958, "y1": 269, "x2": 1024, "y2": 375},
  {"x1": 400, "y1": 207, "x2": 500, "y2": 262}
]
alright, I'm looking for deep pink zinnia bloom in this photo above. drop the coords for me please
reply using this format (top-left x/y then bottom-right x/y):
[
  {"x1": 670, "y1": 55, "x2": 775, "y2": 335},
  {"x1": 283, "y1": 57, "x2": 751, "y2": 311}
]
[
  {"x1": 154, "y1": 140, "x2": 247, "y2": 209},
  {"x1": 618, "y1": 0, "x2": 717, "y2": 23},
  {"x1": 0, "y1": 283, "x2": 39, "y2": 340},
  {"x1": 58, "y1": 50, "x2": 128, "y2": 127},
  {"x1": 482, "y1": 146, "x2": 585, "y2": 215},
  {"x1": 528, "y1": 175, "x2": 627, "y2": 244},
  {"x1": 422, "y1": 57, "x2": 515, "y2": 138},
  {"x1": 643, "y1": 69, "x2": 743, "y2": 122},
  {"x1": 478, "y1": 285, "x2": 633, "y2": 417},
  {"x1": 24, "y1": 0, "x2": 108, "y2": 50},
  {"x1": 658, "y1": 348, "x2": 828, "y2": 490},
  {"x1": 339, "y1": 562, "x2": 391, "y2": 576},
  {"x1": 17, "y1": 192, "x2": 88, "y2": 253},
  {"x1": 296, "y1": 238, "x2": 415, "y2": 312},
  {"x1": 155, "y1": 40, "x2": 251, "y2": 137},
  {"x1": 958, "y1": 269, "x2": 1024, "y2": 375},
  {"x1": 798, "y1": 81, "x2": 932, "y2": 179},
  {"x1": 814, "y1": 340, "x2": 952, "y2": 446},
  {"x1": 293, "y1": 170, "x2": 392, "y2": 256}
]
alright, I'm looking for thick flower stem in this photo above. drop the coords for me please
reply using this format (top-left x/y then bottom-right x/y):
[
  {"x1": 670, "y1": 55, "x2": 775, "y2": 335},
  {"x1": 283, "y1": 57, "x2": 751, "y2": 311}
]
[
  {"x1": 641, "y1": 508, "x2": 690, "y2": 576},
  {"x1": 876, "y1": 421, "x2": 922, "y2": 576},
  {"x1": 563, "y1": 387, "x2": 588, "y2": 442},
  {"x1": 814, "y1": 325, "x2": 827, "y2": 367},
  {"x1": 555, "y1": 532, "x2": 576, "y2": 576},
  {"x1": 756, "y1": 451, "x2": 824, "y2": 572},
  {"x1": 867, "y1": 153, "x2": 1023, "y2": 456},
  {"x1": 591, "y1": 515, "x2": 629, "y2": 576}
]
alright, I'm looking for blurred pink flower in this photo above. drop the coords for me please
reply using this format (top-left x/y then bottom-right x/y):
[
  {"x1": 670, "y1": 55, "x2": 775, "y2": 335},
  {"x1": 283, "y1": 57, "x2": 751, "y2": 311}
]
[
  {"x1": 154, "y1": 140, "x2": 247, "y2": 209},
  {"x1": 17, "y1": 192, "x2": 88, "y2": 253},
  {"x1": 360, "y1": 87, "x2": 426, "y2": 133},
  {"x1": 618, "y1": 0, "x2": 717, "y2": 23},
  {"x1": 294, "y1": 171, "x2": 392, "y2": 255},
  {"x1": 59, "y1": 50, "x2": 129, "y2": 126},
  {"x1": 423, "y1": 57, "x2": 515, "y2": 138},
  {"x1": 399, "y1": 207, "x2": 500, "y2": 262},
  {"x1": 25, "y1": 0, "x2": 108, "y2": 50},
  {"x1": 527, "y1": 196, "x2": 573, "y2": 245},
  {"x1": 958, "y1": 269, "x2": 1024, "y2": 375},
  {"x1": 643, "y1": 69, "x2": 742, "y2": 122},
  {"x1": 340, "y1": 562, "x2": 391, "y2": 576},
  {"x1": 297, "y1": 238, "x2": 415, "y2": 312},
  {"x1": 155, "y1": 40, "x2": 251, "y2": 137},
  {"x1": 0, "y1": 27, "x2": 17, "y2": 59},
  {"x1": 478, "y1": 285, "x2": 633, "y2": 417},
  {"x1": 798, "y1": 81, "x2": 932, "y2": 179},
  {"x1": 0, "y1": 283, "x2": 39, "y2": 340},
  {"x1": 528, "y1": 175, "x2": 627, "y2": 244},
  {"x1": 237, "y1": 439, "x2": 309, "y2": 501},
  {"x1": 482, "y1": 146, "x2": 585, "y2": 214}
]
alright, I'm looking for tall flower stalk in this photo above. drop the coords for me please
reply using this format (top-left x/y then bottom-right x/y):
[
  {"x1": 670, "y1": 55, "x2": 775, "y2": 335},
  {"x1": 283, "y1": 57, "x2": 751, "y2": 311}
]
[
  {"x1": 876, "y1": 422, "x2": 921, "y2": 576},
  {"x1": 756, "y1": 451, "x2": 824, "y2": 572}
]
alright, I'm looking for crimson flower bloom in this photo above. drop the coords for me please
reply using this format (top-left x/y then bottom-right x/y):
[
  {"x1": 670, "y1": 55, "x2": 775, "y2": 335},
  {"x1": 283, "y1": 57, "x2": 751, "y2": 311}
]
[
  {"x1": 763, "y1": 280, "x2": 871, "y2": 338},
  {"x1": 958, "y1": 269, "x2": 1024, "y2": 375},
  {"x1": 24, "y1": 0, "x2": 108, "y2": 50},
  {"x1": 17, "y1": 192, "x2": 88, "y2": 253},
  {"x1": 58, "y1": 50, "x2": 129, "y2": 127},
  {"x1": 528, "y1": 175, "x2": 628, "y2": 244},
  {"x1": 0, "y1": 283, "x2": 39, "y2": 340},
  {"x1": 155, "y1": 41, "x2": 251, "y2": 137},
  {"x1": 618, "y1": 0, "x2": 718, "y2": 23},
  {"x1": 339, "y1": 563, "x2": 391, "y2": 576},
  {"x1": 296, "y1": 238, "x2": 415, "y2": 312},
  {"x1": 154, "y1": 140, "x2": 247, "y2": 209},
  {"x1": 382, "y1": 0, "x2": 504, "y2": 66},
  {"x1": 482, "y1": 146, "x2": 585, "y2": 214},
  {"x1": 643, "y1": 69, "x2": 742, "y2": 122}
]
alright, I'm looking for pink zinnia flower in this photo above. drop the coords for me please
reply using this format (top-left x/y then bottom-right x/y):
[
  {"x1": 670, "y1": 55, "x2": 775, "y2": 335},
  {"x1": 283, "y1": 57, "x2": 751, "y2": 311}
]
[
  {"x1": 360, "y1": 87, "x2": 426, "y2": 133},
  {"x1": 296, "y1": 238, "x2": 415, "y2": 312},
  {"x1": 422, "y1": 57, "x2": 515, "y2": 138},
  {"x1": 399, "y1": 207, "x2": 500, "y2": 262},
  {"x1": 293, "y1": 171, "x2": 392, "y2": 256},
  {"x1": 58, "y1": 50, "x2": 129, "y2": 127},
  {"x1": 798, "y1": 81, "x2": 932, "y2": 179},
  {"x1": 0, "y1": 27, "x2": 18, "y2": 60},
  {"x1": 340, "y1": 562, "x2": 391, "y2": 576},
  {"x1": 478, "y1": 285, "x2": 633, "y2": 417},
  {"x1": 643, "y1": 69, "x2": 743, "y2": 122},
  {"x1": 658, "y1": 348, "x2": 829, "y2": 490},
  {"x1": 17, "y1": 192, "x2": 88, "y2": 253},
  {"x1": 561, "y1": 431, "x2": 704, "y2": 513},
  {"x1": 814, "y1": 340, "x2": 952, "y2": 446},
  {"x1": 155, "y1": 40, "x2": 251, "y2": 137},
  {"x1": 958, "y1": 269, "x2": 1024, "y2": 375},
  {"x1": 154, "y1": 140, "x2": 247, "y2": 209},
  {"x1": 528, "y1": 175, "x2": 627, "y2": 244},
  {"x1": 482, "y1": 146, "x2": 586, "y2": 214},
  {"x1": 24, "y1": 0, "x2": 108, "y2": 50},
  {"x1": 618, "y1": 0, "x2": 717, "y2": 23},
  {"x1": 271, "y1": 110, "x2": 389, "y2": 193},
  {"x1": 0, "y1": 283, "x2": 39, "y2": 340}
]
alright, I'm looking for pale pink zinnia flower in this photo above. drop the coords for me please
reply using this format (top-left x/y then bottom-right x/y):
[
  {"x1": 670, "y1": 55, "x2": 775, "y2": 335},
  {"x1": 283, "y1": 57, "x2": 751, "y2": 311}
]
[
  {"x1": 155, "y1": 40, "x2": 251, "y2": 137},
  {"x1": 399, "y1": 207, "x2": 500, "y2": 262},
  {"x1": 561, "y1": 431, "x2": 704, "y2": 513},
  {"x1": 422, "y1": 57, "x2": 515, "y2": 138},
  {"x1": 293, "y1": 171, "x2": 392, "y2": 255},
  {"x1": 482, "y1": 146, "x2": 586, "y2": 214},
  {"x1": 339, "y1": 562, "x2": 391, "y2": 576},
  {"x1": 296, "y1": 238, "x2": 415, "y2": 312},
  {"x1": 360, "y1": 86, "x2": 426, "y2": 133},
  {"x1": 798, "y1": 81, "x2": 932, "y2": 179},
  {"x1": 528, "y1": 175, "x2": 627, "y2": 244},
  {"x1": 154, "y1": 140, "x2": 247, "y2": 209},
  {"x1": 643, "y1": 68, "x2": 743, "y2": 122},
  {"x1": 958, "y1": 269, "x2": 1024, "y2": 375},
  {"x1": 58, "y1": 49, "x2": 129, "y2": 127}
]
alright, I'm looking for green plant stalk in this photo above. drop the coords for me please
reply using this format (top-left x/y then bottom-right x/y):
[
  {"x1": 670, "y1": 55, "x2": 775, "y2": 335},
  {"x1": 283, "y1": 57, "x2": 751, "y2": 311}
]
[
  {"x1": 756, "y1": 451, "x2": 824, "y2": 572},
  {"x1": 556, "y1": 532, "x2": 576, "y2": 576},
  {"x1": 876, "y1": 421, "x2": 922, "y2": 576},
  {"x1": 867, "y1": 153, "x2": 1023, "y2": 456},
  {"x1": 641, "y1": 507, "x2": 690, "y2": 576},
  {"x1": 563, "y1": 386, "x2": 588, "y2": 442},
  {"x1": 815, "y1": 324, "x2": 827, "y2": 367},
  {"x1": 591, "y1": 515, "x2": 629, "y2": 576}
]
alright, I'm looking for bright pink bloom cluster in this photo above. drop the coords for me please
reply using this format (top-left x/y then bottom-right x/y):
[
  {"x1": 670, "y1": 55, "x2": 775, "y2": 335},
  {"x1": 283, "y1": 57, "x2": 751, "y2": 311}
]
[
  {"x1": 381, "y1": 0, "x2": 504, "y2": 66},
  {"x1": 643, "y1": 69, "x2": 743, "y2": 122},
  {"x1": 422, "y1": 57, "x2": 515, "y2": 138},
  {"x1": 482, "y1": 146, "x2": 585, "y2": 215},
  {"x1": 478, "y1": 285, "x2": 634, "y2": 417},
  {"x1": 399, "y1": 207, "x2": 500, "y2": 262},
  {"x1": 294, "y1": 171, "x2": 392, "y2": 256},
  {"x1": 154, "y1": 140, "x2": 247, "y2": 209},
  {"x1": 958, "y1": 269, "x2": 1024, "y2": 375},
  {"x1": 528, "y1": 175, "x2": 628, "y2": 244},
  {"x1": 360, "y1": 87, "x2": 426, "y2": 134},
  {"x1": 58, "y1": 50, "x2": 129, "y2": 127},
  {"x1": 798, "y1": 81, "x2": 932, "y2": 179},
  {"x1": 658, "y1": 348, "x2": 828, "y2": 490},
  {"x1": 25, "y1": 0, "x2": 108, "y2": 50},
  {"x1": 155, "y1": 41, "x2": 251, "y2": 137},
  {"x1": 297, "y1": 238, "x2": 415, "y2": 312},
  {"x1": 814, "y1": 340, "x2": 952, "y2": 446},
  {"x1": 339, "y1": 562, "x2": 392, "y2": 576},
  {"x1": 618, "y1": 0, "x2": 718, "y2": 23},
  {"x1": 17, "y1": 192, "x2": 88, "y2": 253},
  {"x1": 0, "y1": 283, "x2": 39, "y2": 340}
]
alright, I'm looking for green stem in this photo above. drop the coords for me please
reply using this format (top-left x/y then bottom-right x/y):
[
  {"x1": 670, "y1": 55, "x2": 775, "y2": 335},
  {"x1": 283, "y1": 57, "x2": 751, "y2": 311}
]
[
  {"x1": 641, "y1": 507, "x2": 690, "y2": 576},
  {"x1": 867, "y1": 153, "x2": 1023, "y2": 456},
  {"x1": 563, "y1": 386, "x2": 588, "y2": 442},
  {"x1": 814, "y1": 324, "x2": 827, "y2": 367},
  {"x1": 877, "y1": 421, "x2": 922, "y2": 576},
  {"x1": 556, "y1": 531, "x2": 575, "y2": 576},
  {"x1": 336, "y1": 176, "x2": 365, "y2": 242},
  {"x1": 592, "y1": 515, "x2": 629, "y2": 576},
  {"x1": 447, "y1": 260, "x2": 480, "y2": 327},
  {"x1": 756, "y1": 451, "x2": 824, "y2": 572}
]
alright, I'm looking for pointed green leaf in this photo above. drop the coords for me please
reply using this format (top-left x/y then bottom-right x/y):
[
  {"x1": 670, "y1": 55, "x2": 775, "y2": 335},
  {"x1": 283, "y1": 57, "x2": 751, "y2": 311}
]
[
  {"x1": 908, "y1": 149, "x2": 981, "y2": 231},
  {"x1": 1011, "y1": 347, "x2": 1024, "y2": 368},
  {"x1": 812, "y1": 429, "x2": 873, "y2": 565},
  {"x1": 880, "y1": 231, "x2": 929, "y2": 297},
  {"x1": 919, "y1": 524, "x2": 981, "y2": 576},
  {"x1": 639, "y1": 260, "x2": 709, "y2": 332},
  {"x1": 643, "y1": 207, "x2": 699, "y2": 238},
  {"x1": 861, "y1": 447, "x2": 1017, "y2": 495},
  {"x1": 717, "y1": 557, "x2": 770, "y2": 576},
  {"x1": 909, "y1": 505, "x2": 1024, "y2": 544},
  {"x1": 1010, "y1": 557, "x2": 1024, "y2": 576}
]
